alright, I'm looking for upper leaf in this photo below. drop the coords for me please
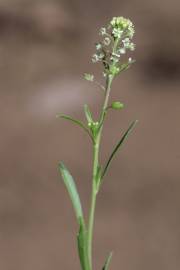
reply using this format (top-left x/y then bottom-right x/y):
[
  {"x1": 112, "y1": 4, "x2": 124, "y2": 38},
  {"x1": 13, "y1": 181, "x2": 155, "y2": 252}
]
[
  {"x1": 101, "y1": 120, "x2": 138, "y2": 179},
  {"x1": 59, "y1": 163, "x2": 83, "y2": 223},
  {"x1": 57, "y1": 113, "x2": 93, "y2": 141},
  {"x1": 84, "y1": 104, "x2": 93, "y2": 124}
]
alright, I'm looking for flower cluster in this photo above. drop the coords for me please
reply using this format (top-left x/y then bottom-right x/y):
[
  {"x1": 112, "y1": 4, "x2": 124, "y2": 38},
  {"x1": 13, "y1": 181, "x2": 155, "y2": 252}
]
[
  {"x1": 91, "y1": 16, "x2": 135, "y2": 76},
  {"x1": 110, "y1": 17, "x2": 135, "y2": 39}
]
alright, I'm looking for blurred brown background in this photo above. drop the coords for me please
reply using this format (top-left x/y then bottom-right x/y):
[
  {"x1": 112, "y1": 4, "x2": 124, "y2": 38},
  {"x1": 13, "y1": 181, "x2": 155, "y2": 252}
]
[{"x1": 0, "y1": 0, "x2": 180, "y2": 269}]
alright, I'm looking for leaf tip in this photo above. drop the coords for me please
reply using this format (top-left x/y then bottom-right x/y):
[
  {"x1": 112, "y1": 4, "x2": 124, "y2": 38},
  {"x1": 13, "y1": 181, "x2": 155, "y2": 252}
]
[
  {"x1": 134, "y1": 119, "x2": 139, "y2": 126},
  {"x1": 58, "y1": 162, "x2": 65, "y2": 171},
  {"x1": 102, "y1": 251, "x2": 113, "y2": 270}
]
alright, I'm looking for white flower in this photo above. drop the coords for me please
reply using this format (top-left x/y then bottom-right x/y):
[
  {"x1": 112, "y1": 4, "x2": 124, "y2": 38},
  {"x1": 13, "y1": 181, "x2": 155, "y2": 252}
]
[
  {"x1": 112, "y1": 52, "x2": 121, "y2": 58},
  {"x1": 122, "y1": 38, "x2": 135, "y2": 51},
  {"x1": 92, "y1": 54, "x2": 99, "y2": 63},
  {"x1": 92, "y1": 52, "x2": 104, "y2": 63},
  {"x1": 119, "y1": 48, "x2": 126, "y2": 54},
  {"x1": 103, "y1": 37, "x2": 111, "y2": 46},
  {"x1": 128, "y1": 57, "x2": 133, "y2": 63},
  {"x1": 110, "y1": 17, "x2": 118, "y2": 27},
  {"x1": 129, "y1": 43, "x2": 135, "y2": 51},
  {"x1": 96, "y1": 43, "x2": 102, "y2": 50},
  {"x1": 127, "y1": 27, "x2": 135, "y2": 38},
  {"x1": 122, "y1": 38, "x2": 130, "y2": 46},
  {"x1": 102, "y1": 71, "x2": 107, "y2": 77},
  {"x1": 113, "y1": 57, "x2": 119, "y2": 63},
  {"x1": 99, "y1": 52, "x2": 105, "y2": 59},
  {"x1": 99, "y1": 27, "x2": 106, "y2": 36},
  {"x1": 112, "y1": 28, "x2": 123, "y2": 39},
  {"x1": 110, "y1": 54, "x2": 119, "y2": 63}
]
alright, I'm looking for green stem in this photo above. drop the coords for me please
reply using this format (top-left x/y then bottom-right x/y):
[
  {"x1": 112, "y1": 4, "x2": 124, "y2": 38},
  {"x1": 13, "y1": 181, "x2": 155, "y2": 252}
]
[
  {"x1": 87, "y1": 143, "x2": 98, "y2": 269},
  {"x1": 86, "y1": 36, "x2": 119, "y2": 270},
  {"x1": 87, "y1": 74, "x2": 114, "y2": 270}
]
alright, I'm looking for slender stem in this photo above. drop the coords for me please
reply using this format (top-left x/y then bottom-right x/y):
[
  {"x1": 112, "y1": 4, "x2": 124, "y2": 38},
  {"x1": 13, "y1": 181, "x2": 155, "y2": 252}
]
[
  {"x1": 86, "y1": 35, "x2": 119, "y2": 270},
  {"x1": 87, "y1": 74, "x2": 114, "y2": 270},
  {"x1": 87, "y1": 143, "x2": 99, "y2": 269}
]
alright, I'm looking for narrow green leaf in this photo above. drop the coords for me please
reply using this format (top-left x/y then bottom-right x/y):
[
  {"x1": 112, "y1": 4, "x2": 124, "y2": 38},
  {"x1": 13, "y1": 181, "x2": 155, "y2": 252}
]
[
  {"x1": 84, "y1": 104, "x2": 93, "y2": 123},
  {"x1": 77, "y1": 217, "x2": 90, "y2": 270},
  {"x1": 101, "y1": 120, "x2": 138, "y2": 179},
  {"x1": 59, "y1": 163, "x2": 83, "y2": 222},
  {"x1": 57, "y1": 114, "x2": 93, "y2": 141},
  {"x1": 102, "y1": 252, "x2": 113, "y2": 270}
]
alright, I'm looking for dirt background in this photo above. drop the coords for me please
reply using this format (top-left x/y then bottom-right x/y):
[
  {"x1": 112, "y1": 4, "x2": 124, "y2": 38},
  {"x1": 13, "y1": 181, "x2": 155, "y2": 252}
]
[{"x1": 0, "y1": 0, "x2": 180, "y2": 269}]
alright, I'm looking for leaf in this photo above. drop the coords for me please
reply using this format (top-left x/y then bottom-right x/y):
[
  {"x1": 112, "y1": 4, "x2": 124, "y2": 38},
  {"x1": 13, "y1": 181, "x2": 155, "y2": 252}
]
[
  {"x1": 102, "y1": 252, "x2": 113, "y2": 270},
  {"x1": 57, "y1": 114, "x2": 93, "y2": 141},
  {"x1": 59, "y1": 163, "x2": 83, "y2": 222},
  {"x1": 77, "y1": 217, "x2": 90, "y2": 270},
  {"x1": 84, "y1": 104, "x2": 93, "y2": 123},
  {"x1": 101, "y1": 120, "x2": 138, "y2": 179}
]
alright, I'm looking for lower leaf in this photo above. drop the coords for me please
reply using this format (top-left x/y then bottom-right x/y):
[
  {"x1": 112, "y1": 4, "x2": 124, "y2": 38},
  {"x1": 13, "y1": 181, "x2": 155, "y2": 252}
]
[
  {"x1": 77, "y1": 217, "x2": 90, "y2": 270},
  {"x1": 102, "y1": 252, "x2": 113, "y2": 270}
]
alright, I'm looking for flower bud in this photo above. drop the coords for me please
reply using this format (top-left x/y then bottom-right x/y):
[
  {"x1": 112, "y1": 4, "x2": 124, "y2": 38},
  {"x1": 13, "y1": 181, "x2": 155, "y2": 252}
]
[
  {"x1": 111, "y1": 101, "x2": 124, "y2": 110},
  {"x1": 109, "y1": 66, "x2": 120, "y2": 75}
]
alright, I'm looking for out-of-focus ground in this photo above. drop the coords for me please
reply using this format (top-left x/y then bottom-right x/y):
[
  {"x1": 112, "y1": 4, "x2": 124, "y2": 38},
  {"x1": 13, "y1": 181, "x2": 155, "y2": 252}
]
[{"x1": 0, "y1": 1, "x2": 180, "y2": 269}]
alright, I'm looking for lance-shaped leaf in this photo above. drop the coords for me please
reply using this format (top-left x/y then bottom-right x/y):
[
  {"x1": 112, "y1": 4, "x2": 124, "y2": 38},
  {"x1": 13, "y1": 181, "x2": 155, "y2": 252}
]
[
  {"x1": 102, "y1": 252, "x2": 113, "y2": 270},
  {"x1": 59, "y1": 163, "x2": 83, "y2": 223},
  {"x1": 57, "y1": 114, "x2": 93, "y2": 141},
  {"x1": 84, "y1": 104, "x2": 93, "y2": 123},
  {"x1": 101, "y1": 120, "x2": 138, "y2": 179},
  {"x1": 77, "y1": 217, "x2": 90, "y2": 270}
]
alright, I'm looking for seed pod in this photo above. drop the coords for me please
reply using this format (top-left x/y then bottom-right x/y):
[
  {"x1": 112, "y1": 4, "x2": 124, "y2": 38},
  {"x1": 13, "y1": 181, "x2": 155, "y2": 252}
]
[{"x1": 111, "y1": 101, "x2": 124, "y2": 109}]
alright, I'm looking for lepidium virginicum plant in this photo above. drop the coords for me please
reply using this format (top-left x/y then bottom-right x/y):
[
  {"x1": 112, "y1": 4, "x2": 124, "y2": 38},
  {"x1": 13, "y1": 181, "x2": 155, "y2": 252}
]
[{"x1": 58, "y1": 17, "x2": 137, "y2": 270}]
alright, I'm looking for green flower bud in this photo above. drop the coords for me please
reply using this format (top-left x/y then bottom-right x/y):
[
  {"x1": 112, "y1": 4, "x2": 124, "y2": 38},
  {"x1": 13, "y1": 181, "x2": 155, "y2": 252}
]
[
  {"x1": 111, "y1": 17, "x2": 130, "y2": 29},
  {"x1": 109, "y1": 65, "x2": 120, "y2": 75},
  {"x1": 110, "y1": 17, "x2": 135, "y2": 39},
  {"x1": 111, "y1": 101, "x2": 124, "y2": 109}
]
